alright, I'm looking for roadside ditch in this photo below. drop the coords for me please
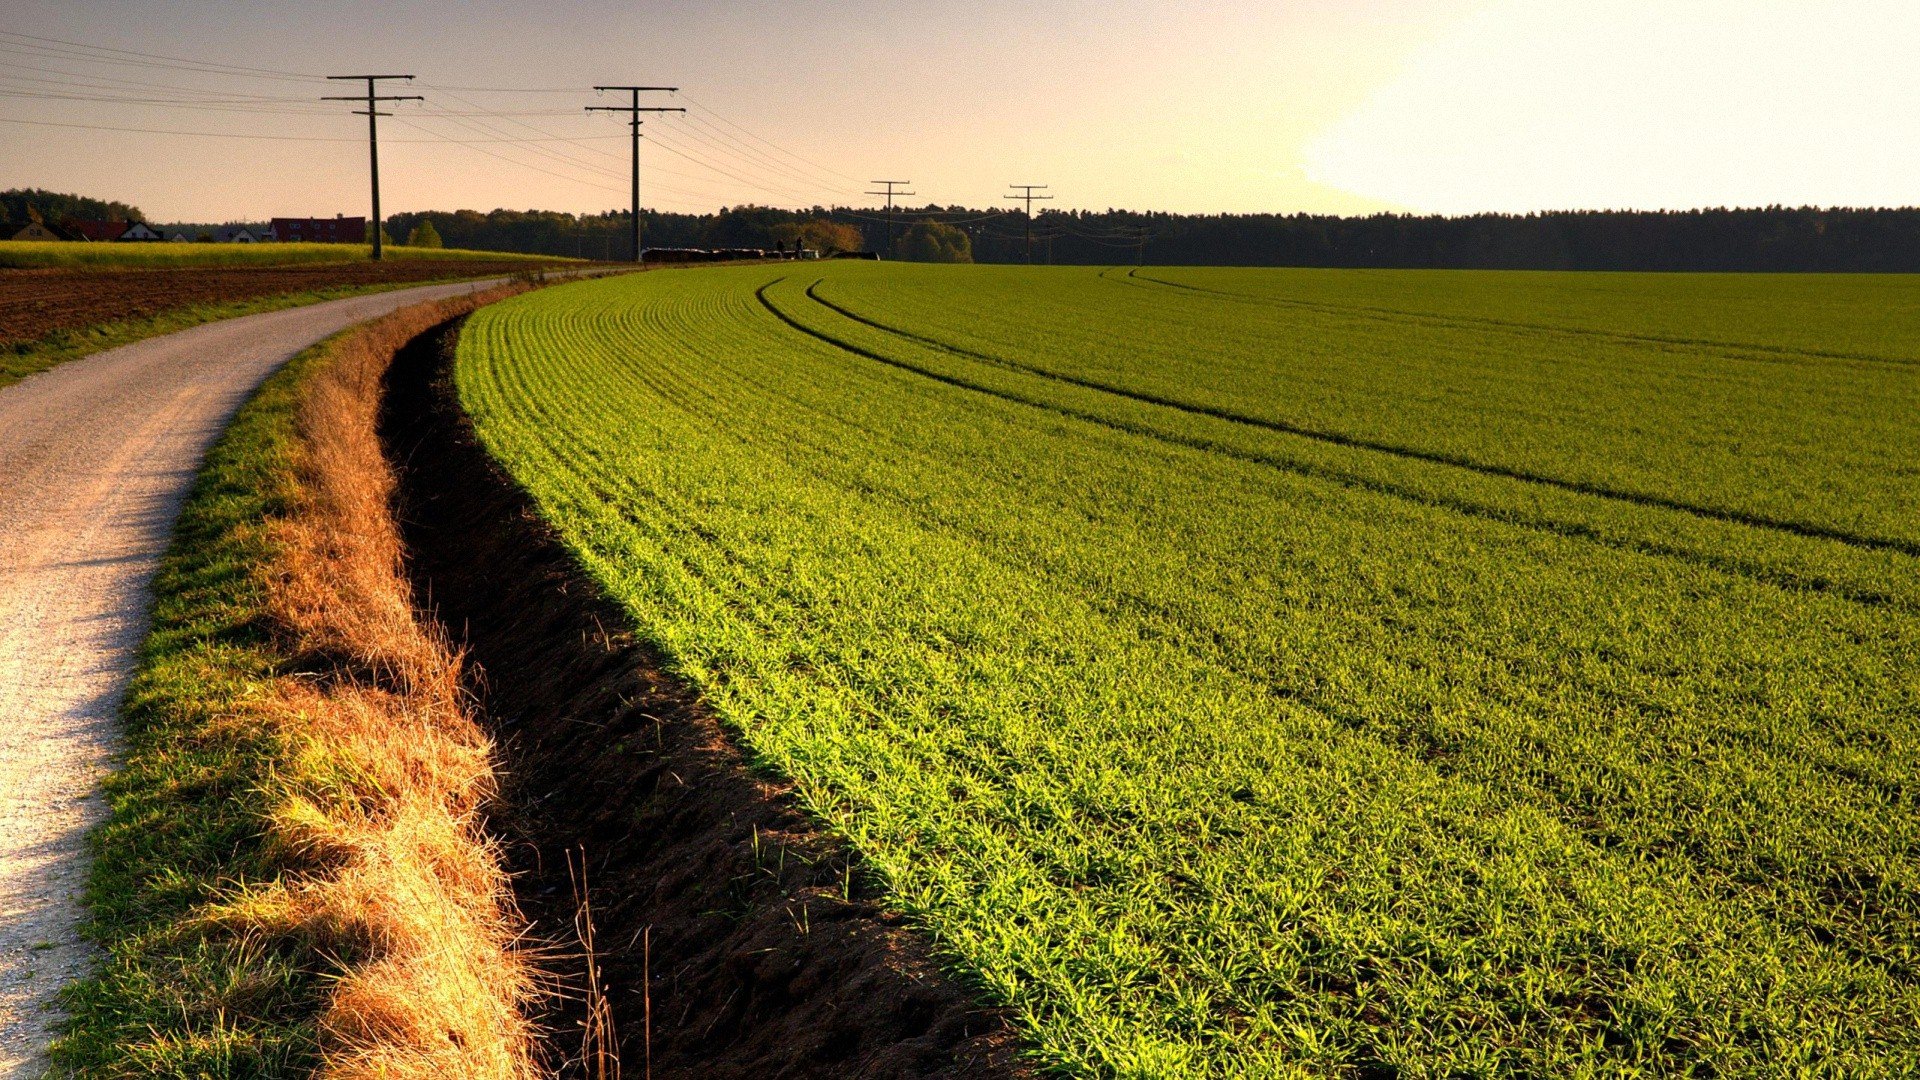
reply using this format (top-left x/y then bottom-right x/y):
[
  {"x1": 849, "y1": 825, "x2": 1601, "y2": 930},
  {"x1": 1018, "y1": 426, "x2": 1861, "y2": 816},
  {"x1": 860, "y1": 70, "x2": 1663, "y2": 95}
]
[{"x1": 378, "y1": 317, "x2": 1024, "y2": 1079}]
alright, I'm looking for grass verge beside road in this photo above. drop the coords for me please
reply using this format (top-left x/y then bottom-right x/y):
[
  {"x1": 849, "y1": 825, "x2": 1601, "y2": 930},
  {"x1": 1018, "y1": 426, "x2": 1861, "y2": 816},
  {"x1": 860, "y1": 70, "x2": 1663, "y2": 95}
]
[{"x1": 54, "y1": 287, "x2": 539, "y2": 1079}]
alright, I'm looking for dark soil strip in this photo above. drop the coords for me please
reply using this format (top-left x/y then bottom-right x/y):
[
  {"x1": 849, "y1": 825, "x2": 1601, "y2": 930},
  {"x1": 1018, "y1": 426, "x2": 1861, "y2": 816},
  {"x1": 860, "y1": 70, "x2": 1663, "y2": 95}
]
[
  {"x1": 0, "y1": 261, "x2": 566, "y2": 349},
  {"x1": 378, "y1": 319, "x2": 1025, "y2": 1080},
  {"x1": 801, "y1": 279, "x2": 1920, "y2": 561}
]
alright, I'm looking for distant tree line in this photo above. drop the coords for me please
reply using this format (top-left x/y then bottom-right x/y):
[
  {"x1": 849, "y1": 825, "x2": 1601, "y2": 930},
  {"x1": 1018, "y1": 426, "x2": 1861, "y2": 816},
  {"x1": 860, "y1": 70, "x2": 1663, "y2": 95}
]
[
  {"x1": 2, "y1": 188, "x2": 144, "y2": 225},
  {"x1": 381, "y1": 206, "x2": 873, "y2": 261},
  {"x1": 1020, "y1": 206, "x2": 1920, "y2": 272},
  {"x1": 19, "y1": 186, "x2": 1916, "y2": 271},
  {"x1": 382, "y1": 203, "x2": 1920, "y2": 271}
]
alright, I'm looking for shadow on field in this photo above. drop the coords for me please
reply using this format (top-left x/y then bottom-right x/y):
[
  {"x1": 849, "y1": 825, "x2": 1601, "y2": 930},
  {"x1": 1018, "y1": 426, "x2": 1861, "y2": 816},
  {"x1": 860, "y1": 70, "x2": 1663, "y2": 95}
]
[{"x1": 379, "y1": 319, "x2": 1024, "y2": 1080}]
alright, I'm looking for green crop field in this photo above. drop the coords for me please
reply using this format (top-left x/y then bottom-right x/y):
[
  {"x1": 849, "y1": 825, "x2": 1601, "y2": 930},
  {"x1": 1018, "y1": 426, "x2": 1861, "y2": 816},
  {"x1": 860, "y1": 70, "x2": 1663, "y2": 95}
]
[
  {"x1": 455, "y1": 263, "x2": 1920, "y2": 1076},
  {"x1": 0, "y1": 239, "x2": 576, "y2": 269}
]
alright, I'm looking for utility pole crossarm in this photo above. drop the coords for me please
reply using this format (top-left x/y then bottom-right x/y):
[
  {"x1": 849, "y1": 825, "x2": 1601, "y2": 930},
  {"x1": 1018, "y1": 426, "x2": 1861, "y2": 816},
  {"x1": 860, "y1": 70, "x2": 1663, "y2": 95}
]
[
  {"x1": 865, "y1": 179, "x2": 915, "y2": 258},
  {"x1": 1005, "y1": 184, "x2": 1054, "y2": 264},
  {"x1": 324, "y1": 74, "x2": 419, "y2": 261},
  {"x1": 586, "y1": 86, "x2": 683, "y2": 263}
]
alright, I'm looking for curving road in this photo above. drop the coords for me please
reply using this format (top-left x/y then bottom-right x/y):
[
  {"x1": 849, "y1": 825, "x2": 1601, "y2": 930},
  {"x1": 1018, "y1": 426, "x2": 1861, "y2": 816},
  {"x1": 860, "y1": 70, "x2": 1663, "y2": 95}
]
[{"x1": 0, "y1": 279, "x2": 511, "y2": 1078}]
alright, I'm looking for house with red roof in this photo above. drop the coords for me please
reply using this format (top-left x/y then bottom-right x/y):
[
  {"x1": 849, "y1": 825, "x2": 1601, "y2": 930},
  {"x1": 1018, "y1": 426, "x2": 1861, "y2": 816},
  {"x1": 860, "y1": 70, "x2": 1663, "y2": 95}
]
[
  {"x1": 269, "y1": 215, "x2": 367, "y2": 244},
  {"x1": 63, "y1": 219, "x2": 163, "y2": 242}
]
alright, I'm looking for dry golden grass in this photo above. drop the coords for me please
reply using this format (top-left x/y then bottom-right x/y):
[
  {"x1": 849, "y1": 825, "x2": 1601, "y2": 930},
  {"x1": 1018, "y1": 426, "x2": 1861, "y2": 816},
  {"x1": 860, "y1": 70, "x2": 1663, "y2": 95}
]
[{"x1": 225, "y1": 286, "x2": 543, "y2": 1079}]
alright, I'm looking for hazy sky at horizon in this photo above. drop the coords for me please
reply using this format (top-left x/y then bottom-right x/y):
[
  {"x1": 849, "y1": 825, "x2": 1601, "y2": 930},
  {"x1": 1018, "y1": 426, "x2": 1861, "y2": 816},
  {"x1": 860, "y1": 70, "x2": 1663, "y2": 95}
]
[{"x1": 3, "y1": 0, "x2": 1915, "y2": 222}]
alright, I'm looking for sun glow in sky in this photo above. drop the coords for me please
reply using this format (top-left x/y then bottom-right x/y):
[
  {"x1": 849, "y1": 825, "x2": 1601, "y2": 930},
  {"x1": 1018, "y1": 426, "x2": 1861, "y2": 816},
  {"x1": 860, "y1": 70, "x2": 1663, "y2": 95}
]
[
  {"x1": 3, "y1": 0, "x2": 1915, "y2": 220},
  {"x1": 1308, "y1": 0, "x2": 1920, "y2": 214}
]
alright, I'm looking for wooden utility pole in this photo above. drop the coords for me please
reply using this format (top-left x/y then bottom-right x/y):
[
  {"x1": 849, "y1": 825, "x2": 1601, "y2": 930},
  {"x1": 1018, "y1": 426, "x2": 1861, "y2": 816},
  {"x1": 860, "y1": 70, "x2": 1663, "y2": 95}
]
[
  {"x1": 865, "y1": 180, "x2": 915, "y2": 258},
  {"x1": 323, "y1": 75, "x2": 421, "y2": 261},
  {"x1": 587, "y1": 86, "x2": 683, "y2": 262},
  {"x1": 1004, "y1": 184, "x2": 1053, "y2": 264}
]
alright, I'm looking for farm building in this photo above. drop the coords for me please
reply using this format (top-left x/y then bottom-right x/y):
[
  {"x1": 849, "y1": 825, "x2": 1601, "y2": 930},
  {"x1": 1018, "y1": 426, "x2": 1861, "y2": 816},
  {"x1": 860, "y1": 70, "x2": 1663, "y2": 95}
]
[
  {"x1": 269, "y1": 215, "x2": 366, "y2": 243},
  {"x1": 9, "y1": 220, "x2": 64, "y2": 241},
  {"x1": 63, "y1": 219, "x2": 162, "y2": 242}
]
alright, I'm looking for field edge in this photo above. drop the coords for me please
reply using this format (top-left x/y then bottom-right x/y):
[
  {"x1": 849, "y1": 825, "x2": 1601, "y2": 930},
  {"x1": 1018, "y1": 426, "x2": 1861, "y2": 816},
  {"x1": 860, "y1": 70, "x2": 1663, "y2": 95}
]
[{"x1": 381, "y1": 316, "x2": 1029, "y2": 1078}]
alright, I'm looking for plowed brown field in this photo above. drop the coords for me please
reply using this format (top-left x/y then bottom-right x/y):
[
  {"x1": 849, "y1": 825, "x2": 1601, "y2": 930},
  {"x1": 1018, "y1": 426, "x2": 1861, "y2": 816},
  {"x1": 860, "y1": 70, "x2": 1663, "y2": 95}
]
[{"x1": 0, "y1": 260, "x2": 561, "y2": 348}]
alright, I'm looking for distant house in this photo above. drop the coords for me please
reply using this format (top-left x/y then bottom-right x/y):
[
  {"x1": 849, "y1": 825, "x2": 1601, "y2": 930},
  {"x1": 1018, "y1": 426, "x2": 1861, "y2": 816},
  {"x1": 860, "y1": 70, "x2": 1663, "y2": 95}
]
[
  {"x1": 64, "y1": 219, "x2": 163, "y2": 242},
  {"x1": 215, "y1": 225, "x2": 261, "y2": 243},
  {"x1": 65, "y1": 219, "x2": 129, "y2": 242},
  {"x1": 9, "y1": 220, "x2": 64, "y2": 241},
  {"x1": 270, "y1": 215, "x2": 367, "y2": 244}
]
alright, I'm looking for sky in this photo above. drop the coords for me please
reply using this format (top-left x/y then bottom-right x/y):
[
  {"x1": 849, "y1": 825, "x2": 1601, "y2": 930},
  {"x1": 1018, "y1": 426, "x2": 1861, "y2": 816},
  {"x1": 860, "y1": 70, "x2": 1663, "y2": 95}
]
[{"x1": 2, "y1": 0, "x2": 1916, "y2": 222}]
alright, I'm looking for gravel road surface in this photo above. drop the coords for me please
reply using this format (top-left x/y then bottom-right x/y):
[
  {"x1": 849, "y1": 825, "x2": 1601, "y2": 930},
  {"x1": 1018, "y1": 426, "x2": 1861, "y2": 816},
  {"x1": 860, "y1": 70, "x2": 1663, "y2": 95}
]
[{"x1": 0, "y1": 279, "x2": 509, "y2": 1078}]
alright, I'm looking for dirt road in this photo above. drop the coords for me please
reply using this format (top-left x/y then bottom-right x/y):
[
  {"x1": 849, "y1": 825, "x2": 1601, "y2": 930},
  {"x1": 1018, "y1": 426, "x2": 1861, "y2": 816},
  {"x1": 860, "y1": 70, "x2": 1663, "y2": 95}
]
[{"x1": 0, "y1": 280, "x2": 511, "y2": 1078}]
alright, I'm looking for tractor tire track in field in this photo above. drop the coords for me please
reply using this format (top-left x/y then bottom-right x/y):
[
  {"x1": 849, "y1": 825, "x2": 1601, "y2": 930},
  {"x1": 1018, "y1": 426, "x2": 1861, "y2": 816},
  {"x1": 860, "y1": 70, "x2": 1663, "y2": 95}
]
[
  {"x1": 683, "y1": 355, "x2": 1920, "y2": 952},
  {"x1": 378, "y1": 321, "x2": 1024, "y2": 1080},
  {"x1": 0, "y1": 279, "x2": 514, "y2": 1080},
  {"x1": 756, "y1": 281, "x2": 1910, "y2": 612},
  {"x1": 798, "y1": 280, "x2": 1920, "y2": 562},
  {"x1": 1116, "y1": 265, "x2": 1920, "y2": 371}
]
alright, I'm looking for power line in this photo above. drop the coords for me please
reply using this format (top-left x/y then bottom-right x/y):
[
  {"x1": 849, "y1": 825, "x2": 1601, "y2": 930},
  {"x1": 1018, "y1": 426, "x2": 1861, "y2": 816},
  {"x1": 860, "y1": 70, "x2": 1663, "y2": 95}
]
[
  {"x1": 866, "y1": 180, "x2": 915, "y2": 258},
  {"x1": 674, "y1": 110, "x2": 863, "y2": 200},
  {"x1": 323, "y1": 75, "x2": 422, "y2": 260},
  {"x1": 0, "y1": 33, "x2": 325, "y2": 84},
  {"x1": 587, "y1": 85, "x2": 683, "y2": 262},
  {"x1": 643, "y1": 131, "x2": 826, "y2": 206},
  {"x1": 2, "y1": 32, "x2": 875, "y2": 218},
  {"x1": 420, "y1": 83, "x2": 626, "y2": 163},
  {"x1": 408, "y1": 84, "x2": 586, "y2": 93},
  {"x1": 413, "y1": 103, "x2": 630, "y2": 182},
  {"x1": 0, "y1": 57, "x2": 295, "y2": 97},
  {"x1": 1005, "y1": 184, "x2": 1054, "y2": 264},
  {"x1": 388, "y1": 115, "x2": 720, "y2": 210},
  {"x1": 418, "y1": 82, "x2": 861, "y2": 206},
  {"x1": 0, "y1": 113, "x2": 616, "y2": 144},
  {"x1": 0, "y1": 88, "x2": 337, "y2": 116},
  {"x1": 0, "y1": 114, "x2": 361, "y2": 140},
  {"x1": 404, "y1": 93, "x2": 827, "y2": 209},
  {"x1": 0, "y1": 65, "x2": 323, "y2": 105},
  {"x1": 676, "y1": 93, "x2": 867, "y2": 185},
  {"x1": 388, "y1": 117, "x2": 625, "y2": 193}
]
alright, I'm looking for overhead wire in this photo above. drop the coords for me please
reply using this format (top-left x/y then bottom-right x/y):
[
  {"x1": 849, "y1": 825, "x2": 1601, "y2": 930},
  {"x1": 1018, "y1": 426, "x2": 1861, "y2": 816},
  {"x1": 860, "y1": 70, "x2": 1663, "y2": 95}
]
[
  {"x1": 0, "y1": 61, "x2": 323, "y2": 103},
  {"x1": 0, "y1": 88, "x2": 340, "y2": 116},
  {"x1": 409, "y1": 103, "x2": 631, "y2": 183},
  {"x1": 409, "y1": 87, "x2": 800, "y2": 211},
  {"x1": 0, "y1": 34, "x2": 326, "y2": 85},
  {"x1": 676, "y1": 92, "x2": 867, "y2": 185},
  {"x1": 673, "y1": 110, "x2": 864, "y2": 199},
  {"x1": 413, "y1": 83, "x2": 783, "y2": 210},
  {"x1": 0, "y1": 114, "x2": 621, "y2": 144},
  {"x1": 638, "y1": 131, "x2": 830, "y2": 208},
  {"x1": 835, "y1": 209, "x2": 1016, "y2": 228},
  {"x1": 1, "y1": 32, "x2": 891, "y2": 216},
  {"x1": 386, "y1": 115, "x2": 628, "y2": 197}
]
